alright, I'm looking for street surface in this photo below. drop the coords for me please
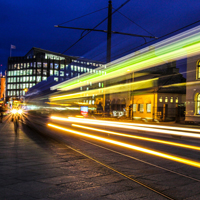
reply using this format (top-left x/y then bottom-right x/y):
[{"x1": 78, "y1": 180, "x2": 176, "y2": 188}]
[{"x1": 1, "y1": 114, "x2": 200, "y2": 199}]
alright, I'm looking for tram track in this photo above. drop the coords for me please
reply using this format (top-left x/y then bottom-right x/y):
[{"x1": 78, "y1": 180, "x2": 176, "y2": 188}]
[{"x1": 23, "y1": 116, "x2": 200, "y2": 199}]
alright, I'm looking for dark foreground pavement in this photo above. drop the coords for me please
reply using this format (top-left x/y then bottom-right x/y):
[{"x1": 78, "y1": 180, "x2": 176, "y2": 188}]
[{"x1": 0, "y1": 119, "x2": 168, "y2": 200}]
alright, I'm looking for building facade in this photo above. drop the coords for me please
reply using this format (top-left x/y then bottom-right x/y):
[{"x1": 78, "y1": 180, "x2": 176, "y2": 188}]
[
  {"x1": 185, "y1": 55, "x2": 200, "y2": 123},
  {"x1": 6, "y1": 47, "x2": 105, "y2": 99}
]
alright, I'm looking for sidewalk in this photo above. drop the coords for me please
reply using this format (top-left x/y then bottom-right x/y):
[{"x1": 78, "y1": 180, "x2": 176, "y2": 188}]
[{"x1": 0, "y1": 119, "x2": 142, "y2": 200}]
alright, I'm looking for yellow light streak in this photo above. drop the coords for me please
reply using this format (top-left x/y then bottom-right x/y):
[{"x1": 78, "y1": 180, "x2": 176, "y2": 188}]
[
  {"x1": 72, "y1": 124, "x2": 200, "y2": 151},
  {"x1": 50, "y1": 116, "x2": 200, "y2": 138},
  {"x1": 69, "y1": 117, "x2": 200, "y2": 134},
  {"x1": 48, "y1": 123, "x2": 200, "y2": 168},
  {"x1": 50, "y1": 78, "x2": 157, "y2": 101}
]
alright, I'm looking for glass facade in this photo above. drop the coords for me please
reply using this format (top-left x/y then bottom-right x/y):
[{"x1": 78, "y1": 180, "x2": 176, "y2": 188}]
[{"x1": 7, "y1": 48, "x2": 104, "y2": 98}]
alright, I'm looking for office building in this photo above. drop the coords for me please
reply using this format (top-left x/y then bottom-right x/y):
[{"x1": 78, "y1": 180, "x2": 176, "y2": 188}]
[{"x1": 6, "y1": 47, "x2": 105, "y2": 99}]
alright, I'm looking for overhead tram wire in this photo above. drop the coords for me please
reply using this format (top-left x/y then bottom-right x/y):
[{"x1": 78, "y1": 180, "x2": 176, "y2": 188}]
[
  {"x1": 111, "y1": 18, "x2": 200, "y2": 60},
  {"x1": 61, "y1": 0, "x2": 131, "y2": 54},
  {"x1": 58, "y1": 7, "x2": 108, "y2": 26},
  {"x1": 113, "y1": 8, "x2": 155, "y2": 37}
]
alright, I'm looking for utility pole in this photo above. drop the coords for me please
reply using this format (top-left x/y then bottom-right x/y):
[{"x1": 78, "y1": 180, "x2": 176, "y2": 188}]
[
  {"x1": 107, "y1": 0, "x2": 112, "y2": 63},
  {"x1": 55, "y1": 0, "x2": 157, "y2": 64}
]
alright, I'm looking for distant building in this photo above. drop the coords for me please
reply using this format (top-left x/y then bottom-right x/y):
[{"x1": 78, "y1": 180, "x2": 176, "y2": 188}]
[
  {"x1": 6, "y1": 47, "x2": 105, "y2": 99},
  {"x1": 0, "y1": 75, "x2": 5, "y2": 100}
]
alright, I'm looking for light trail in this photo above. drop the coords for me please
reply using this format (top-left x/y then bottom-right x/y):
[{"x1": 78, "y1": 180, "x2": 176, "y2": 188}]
[
  {"x1": 50, "y1": 116, "x2": 200, "y2": 139},
  {"x1": 72, "y1": 124, "x2": 200, "y2": 151},
  {"x1": 51, "y1": 25, "x2": 200, "y2": 92},
  {"x1": 71, "y1": 117, "x2": 200, "y2": 133},
  {"x1": 48, "y1": 123, "x2": 200, "y2": 168},
  {"x1": 50, "y1": 78, "x2": 157, "y2": 101}
]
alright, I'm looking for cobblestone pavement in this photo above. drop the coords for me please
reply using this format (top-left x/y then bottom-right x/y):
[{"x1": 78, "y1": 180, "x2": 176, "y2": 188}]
[{"x1": 0, "y1": 119, "x2": 169, "y2": 200}]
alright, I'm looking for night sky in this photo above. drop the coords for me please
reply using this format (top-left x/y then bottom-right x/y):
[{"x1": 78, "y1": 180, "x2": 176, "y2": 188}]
[{"x1": 1, "y1": 0, "x2": 200, "y2": 75}]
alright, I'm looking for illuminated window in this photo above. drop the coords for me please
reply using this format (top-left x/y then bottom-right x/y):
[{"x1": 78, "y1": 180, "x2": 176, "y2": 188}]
[
  {"x1": 20, "y1": 77, "x2": 23, "y2": 82},
  {"x1": 11, "y1": 78, "x2": 13, "y2": 82},
  {"x1": 16, "y1": 70, "x2": 19, "y2": 76},
  {"x1": 197, "y1": 60, "x2": 200, "y2": 79},
  {"x1": 71, "y1": 72, "x2": 73, "y2": 77},
  {"x1": 17, "y1": 84, "x2": 19, "y2": 89},
  {"x1": 26, "y1": 77, "x2": 29, "y2": 81},
  {"x1": 138, "y1": 104, "x2": 144, "y2": 112},
  {"x1": 13, "y1": 71, "x2": 16, "y2": 76},
  {"x1": 78, "y1": 67, "x2": 80, "y2": 72},
  {"x1": 10, "y1": 71, "x2": 13, "y2": 76},
  {"x1": 133, "y1": 104, "x2": 137, "y2": 112},
  {"x1": 60, "y1": 71, "x2": 64, "y2": 76},
  {"x1": 30, "y1": 69, "x2": 32, "y2": 75},
  {"x1": 23, "y1": 70, "x2": 26, "y2": 75},
  {"x1": 54, "y1": 70, "x2": 58, "y2": 76},
  {"x1": 146, "y1": 104, "x2": 151, "y2": 113},
  {"x1": 26, "y1": 83, "x2": 28, "y2": 88},
  {"x1": 23, "y1": 77, "x2": 26, "y2": 82},
  {"x1": 30, "y1": 83, "x2": 33, "y2": 88},
  {"x1": 43, "y1": 70, "x2": 47, "y2": 76},
  {"x1": 37, "y1": 62, "x2": 41, "y2": 68},
  {"x1": 34, "y1": 62, "x2": 36, "y2": 68},
  {"x1": 24, "y1": 63, "x2": 26, "y2": 68},
  {"x1": 21, "y1": 63, "x2": 23, "y2": 69},
  {"x1": 27, "y1": 70, "x2": 30, "y2": 75},
  {"x1": 159, "y1": 97, "x2": 162, "y2": 102},
  {"x1": 60, "y1": 64, "x2": 64, "y2": 69},
  {"x1": 165, "y1": 97, "x2": 168, "y2": 103},
  {"x1": 43, "y1": 77, "x2": 47, "y2": 81},
  {"x1": 37, "y1": 76, "x2": 41, "y2": 82},
  {"x1": 170, "y1": 97, "x2": 173, "y2": 103},
  {"x1": 27, "y1": 63, "x2": 30, "y2": 68},
  {"x1": 29, "y1": 76, "x2": 32, "y2": 82},
  {"x1": 54, "y1": 77, "x2": 58, "y2": 82},
  {"x1": 50, "y1": 70, "x2": 53, "y2": 75},
  {"x1": 99, "y1": 82, "x2": 101, "y2": 87},
  {"x1": 50, "y1": 63, "x2": 53, "y2": 69},
  {"x1": 81, "y1": 67, "x2": 83, "y2": 72},
  {"x1": 54, "y1": 63, "x2": 59, "y2": 69},
  {"x1": 16, "y1": 91, "x2": 19, "y2": 96},
  {"x1": 84, "y1": 68, "x2": 86, "y2": 72},
  {"x1": 17, "y1": 77, "x2": 19, "y2": 82},
  {"x1": 23, "y1": 84, "x2": 25, "y2": 89},
  {"x1": 37, "y1": 69, "x2": 41, "y2": 75},
  {"x1": 7, "y1": 84, "x2": 10, "y2": 89},
  {"x1": 43, "y1": 63, "x2": 47, "y2": 68},
  {"x1": 74, "y1": 66, "x2": 77, "y2": 71},
  {"x1": 176, "y1": 97, "x2": 178, "y2": 103},
  {"x1": 20, "y1": 70, "x2": 23, "y2": 75},
  {"x1": 71, "y1": 65, "x2": 74, "y2": 70},
  {"x1": 13, "y1": 77, "x2": 16, "y2": 82}
]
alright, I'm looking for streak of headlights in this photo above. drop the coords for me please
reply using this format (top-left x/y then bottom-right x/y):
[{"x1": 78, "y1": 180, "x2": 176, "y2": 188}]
[
  {"x1": 72, "y1": 124, "x2": 200, "y2": 151},
  {"x1": 48, "y1": 123, "x2": 200, "y2": 168},
  {"x1": 50, "y1": 116, "x2": 200, "y2": 139}
]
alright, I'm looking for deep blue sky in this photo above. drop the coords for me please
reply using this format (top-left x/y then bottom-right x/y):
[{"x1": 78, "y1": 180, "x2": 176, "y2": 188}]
[{"x1": 1, "y1": 0, "x2": 200, "y2": 75}]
